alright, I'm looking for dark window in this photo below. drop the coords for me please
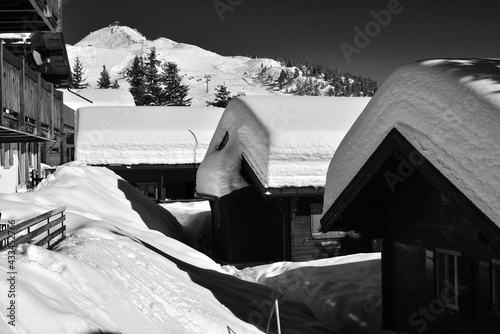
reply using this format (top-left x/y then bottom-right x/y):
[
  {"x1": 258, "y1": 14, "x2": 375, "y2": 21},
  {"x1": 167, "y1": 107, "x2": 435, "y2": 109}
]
[
  {"x1": 436, "y1": 248, "x2": 461, "y2": 311},
  {"x1": 216, "y1": 131, "x2": 229, "y2": 151}
]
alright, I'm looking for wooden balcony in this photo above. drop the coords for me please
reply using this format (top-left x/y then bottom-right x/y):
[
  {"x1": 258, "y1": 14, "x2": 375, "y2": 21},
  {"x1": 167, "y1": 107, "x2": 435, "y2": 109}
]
[
  {"x1": 0, "y1": 44, "x2": 72, "y2": 143},
  {"x1": 0, "y1": 0, "x2": 62, "y2": 33}
]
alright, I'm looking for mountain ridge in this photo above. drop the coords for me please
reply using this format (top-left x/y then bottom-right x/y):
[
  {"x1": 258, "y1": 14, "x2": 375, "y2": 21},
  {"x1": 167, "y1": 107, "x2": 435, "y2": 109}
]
[{"x1": 66, "y1": 25, "x2": 377, "y2": 106}]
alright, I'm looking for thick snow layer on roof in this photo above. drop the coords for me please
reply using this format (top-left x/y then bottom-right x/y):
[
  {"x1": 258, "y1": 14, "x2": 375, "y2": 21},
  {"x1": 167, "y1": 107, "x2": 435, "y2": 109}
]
[
  {"x1": 323, "y1": 59, "x2": 500, "y2": 226},
  {"x1": 75, "y1": 106, "x2": 224, "y2": 165},
  {"x1": 62, "y1": 89, "x2": 135, "y2": 111},
  {"x1": 197, "y1": 96, "x2": 370, "y2": 197}
]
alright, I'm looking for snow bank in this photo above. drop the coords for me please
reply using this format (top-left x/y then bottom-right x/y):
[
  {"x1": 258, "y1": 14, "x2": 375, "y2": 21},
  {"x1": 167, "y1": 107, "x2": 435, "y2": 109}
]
[
  {"x1": 323, "y1": 59, "x2": 500, "y2": 226},
  {"x1": 62, "y1": 88, "x2": 135, "y2": 111},
  {"x1": 0, "y1": 164, "x2": 264, "y2": 333},
  {"x1": 75, "y1": 106, "x2": 224, "y2": 165},
  {"x1": 197, "y1": 96, "x2": 370, "y2": 197},
  {"x1": 0, "y1": 163, "x2": 389, "y2": 333},
  {"x1": 161, "y1": 201, "x2": 212, "y2": 253},
  {"x1": 230, "y1": 253, "x2": 383, "y2": 334}
]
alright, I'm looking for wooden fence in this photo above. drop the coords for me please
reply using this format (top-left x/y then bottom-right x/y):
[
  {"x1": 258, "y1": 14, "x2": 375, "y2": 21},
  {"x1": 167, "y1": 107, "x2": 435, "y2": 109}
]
[{"x1": 0, "y1": 207, "x2": 66, "y2": 251}]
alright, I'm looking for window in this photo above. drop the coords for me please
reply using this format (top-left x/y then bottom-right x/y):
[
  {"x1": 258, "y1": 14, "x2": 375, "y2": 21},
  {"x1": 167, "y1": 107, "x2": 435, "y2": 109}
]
[
  {"x1": 216, "y1": 131, "x2": 229, "y2": 151},
  {"x1": 492, "y1": 259, "x2": 500, "y2": 311},
  {"x1": 436, "y1": 248, "x2": 461, "y2": 311}
]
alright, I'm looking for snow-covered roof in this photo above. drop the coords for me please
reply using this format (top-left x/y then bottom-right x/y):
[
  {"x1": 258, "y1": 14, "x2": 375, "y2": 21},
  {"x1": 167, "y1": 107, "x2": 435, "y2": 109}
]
[
  {"x1": 75, "y1": 106, "x2": 224, "y2": 165},
  {"x1": 62, "y1": 89, "x2": 136, "y2": 111},
  {"x1": 196, "y1": 96, "x2": 371, "y2": 198},
  {"x1": 323, "y1": 59, "x2": 500, "y2": 226}
]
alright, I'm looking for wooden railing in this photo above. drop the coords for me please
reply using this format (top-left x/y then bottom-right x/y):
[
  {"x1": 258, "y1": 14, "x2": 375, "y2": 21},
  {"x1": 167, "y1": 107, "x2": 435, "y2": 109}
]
[
  {"x1": 0, "y1": 44, "x2": 70, "y2": 141},
  {"x1": 0, "y1": 207, "x2": 66, "y2": 251}
]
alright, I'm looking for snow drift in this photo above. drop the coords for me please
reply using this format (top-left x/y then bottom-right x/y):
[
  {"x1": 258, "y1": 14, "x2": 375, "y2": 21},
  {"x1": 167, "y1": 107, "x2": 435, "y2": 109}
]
[
  {"x1": 323, "y1": 59, "x2": 500, "y2": 226},
  {"x1": 197, "y1": 96, "x2": 370, "y2": 197},
  {"x1": 0, "y1": 164, "x2": 385, "y2": 333}
]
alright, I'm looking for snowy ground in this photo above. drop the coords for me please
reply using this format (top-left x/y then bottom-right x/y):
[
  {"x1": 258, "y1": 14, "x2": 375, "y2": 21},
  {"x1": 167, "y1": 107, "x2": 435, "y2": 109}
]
[{"x1": 0, "y1": 164, "x2": 384, "y2": 333}]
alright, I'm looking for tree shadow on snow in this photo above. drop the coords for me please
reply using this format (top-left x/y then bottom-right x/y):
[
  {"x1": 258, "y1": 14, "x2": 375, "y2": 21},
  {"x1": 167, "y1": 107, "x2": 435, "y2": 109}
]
[{"x1": 422, "y1": 58, "x2": 500, "y2": 95}]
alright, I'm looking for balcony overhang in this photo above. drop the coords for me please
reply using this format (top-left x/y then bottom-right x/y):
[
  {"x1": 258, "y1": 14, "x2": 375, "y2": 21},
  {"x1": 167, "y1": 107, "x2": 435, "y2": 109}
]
[
  {"x1": 0, "y1": 0, "x2": 62, "y2": 33},
  {"x1": 1, "y1": 31, "x2": 71, "y2": 87},
  {"x1": 0, "y1": 125, "x2": 56, "y2": 143}
]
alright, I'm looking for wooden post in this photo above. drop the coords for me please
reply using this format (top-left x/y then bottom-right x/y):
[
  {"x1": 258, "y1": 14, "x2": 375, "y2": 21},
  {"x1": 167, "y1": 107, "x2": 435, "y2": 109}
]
[
  {"x1": 49, "y1": 84, "x2": 54, "y2": 139},
  {"x1": 0, "y1": 45, "x2": 3, "y2": 127},
  {"x1": 20, "y1": 143, "x2": 28, "y2": 186},
  {"x1": 36, "y1": 73, "x2": 42, "y2": 136},
  {"x1": 59, "y1": 93, "x2": 65, "y2": 163},
  {"x1": 19, "y1": 58, "x2": 26, "y2": 131},
  {"x1": 275, "y1": 299, "x2": 281, "y2": 334}
]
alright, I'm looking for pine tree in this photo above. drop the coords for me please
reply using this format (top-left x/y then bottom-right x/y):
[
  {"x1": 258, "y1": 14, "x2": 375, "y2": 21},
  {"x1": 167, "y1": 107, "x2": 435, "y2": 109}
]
[
  {"x1": 126, "y1": 55, "x2": 146, "y2": 105},
  {"x1": 97, "y1": 65, "x2": 111, "y2": 89},
  {"x1": 110, "y1": 80, "x2": 120, "y2": 89},
  {"x1": 206, "y1": 84, "x2": 232, "y2": 108},
  {"x1": 70, "y1": 56, "x2": 89, "y2": 89},
  {"x1": 159, "y1": 61, "x2": 192, "y2": 106},
  {"x1": 277, "y1": 70, "x2": 288, "y2": 89},
  {"x1": 143, "y1": 47, "x2": 161, "y2": 105},
  {"x1": 293, "y1": 68, "x2": 300, "y2": 79}
]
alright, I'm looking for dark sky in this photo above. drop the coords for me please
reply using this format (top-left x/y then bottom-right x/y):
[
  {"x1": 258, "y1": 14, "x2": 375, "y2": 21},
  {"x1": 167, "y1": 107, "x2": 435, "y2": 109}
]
[{"x1": 62, "y1": 0, "x2": 500, "y2": 84}]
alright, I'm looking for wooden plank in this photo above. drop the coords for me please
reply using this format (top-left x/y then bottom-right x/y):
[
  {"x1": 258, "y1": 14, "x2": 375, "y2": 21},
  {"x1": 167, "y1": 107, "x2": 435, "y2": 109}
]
[
  {"x1": 36, "y1": 72, "x2": 42, "y2": 136},
  {"x1": 48, "y1": 233, "x2": 65, "y2": 249},
  {"x1": 0, "y1": 207, "x2": 65, "y2": 241},
  {"x1": 1, "y1": 46, "x2": 22, "y2": 69},
  {"x1": 0, "y1": 45, "x2": 3, "y2": 127},
  {"x1": 34, "y1": 225, "x2": 65, "y2": 248},
  {"x1": 15, "y1": 216, "x2": 64, "y2": 244},
  {"x1": 19, "y1": 58, "x2": 25, "y2": 129}
]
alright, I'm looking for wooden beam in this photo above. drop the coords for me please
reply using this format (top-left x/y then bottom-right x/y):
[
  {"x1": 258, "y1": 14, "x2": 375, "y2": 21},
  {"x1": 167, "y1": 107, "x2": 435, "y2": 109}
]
[
  {"x1": 0, "y1": 45, "x2": 3, "y2": 127},
  {"x1": 27, "y1": 0, "x2": 58, "y2": 32}
]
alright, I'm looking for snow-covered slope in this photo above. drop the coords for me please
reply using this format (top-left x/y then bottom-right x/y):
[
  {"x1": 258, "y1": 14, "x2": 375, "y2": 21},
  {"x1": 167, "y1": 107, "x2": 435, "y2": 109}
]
[
  {"x1": 75, "y1": 106, "x2": 224, "y2": 165},
  {"x1": 323, "y1": 59, "x2": 500, "y2": 226},
  {"x1": 197, "y1": 96, "x2": 370, "y2": 197},
  {"x1": 66, "y1": 25, "x2": 285, "y2": 106}
]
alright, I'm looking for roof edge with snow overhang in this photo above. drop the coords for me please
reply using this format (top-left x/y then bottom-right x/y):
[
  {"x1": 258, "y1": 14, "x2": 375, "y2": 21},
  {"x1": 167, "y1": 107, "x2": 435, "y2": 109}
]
[
  {"x1": 321, "y1": 58, "x2": 500, "y2": 228},
  {"x1": 196, "y1": 96, "x2": 371, "y2": 198}
]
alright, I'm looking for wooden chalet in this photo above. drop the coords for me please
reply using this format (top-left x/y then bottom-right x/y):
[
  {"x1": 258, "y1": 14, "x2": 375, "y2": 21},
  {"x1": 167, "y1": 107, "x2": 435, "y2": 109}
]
[
  {"x1": 75, "y1": 106, "x2": 223, "y2": 201},
  {"x1": 320, "y1": 60, "x2": 500, "y2": 333},
  {"x1": 196, "y1": 96, "x2": 370, "y2": 265},
  {"x1": 0, "y1": 0, "x2": 73, "y2": 192}
]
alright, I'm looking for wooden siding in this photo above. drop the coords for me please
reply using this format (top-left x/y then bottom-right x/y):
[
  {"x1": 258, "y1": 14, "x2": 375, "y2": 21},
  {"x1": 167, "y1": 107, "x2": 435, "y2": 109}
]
[
  {"x1": 0, "y1": 44, "x2": 71, "y2": 142},
  {"x1": 379, "y1": 173, "x2": 500, "y2": 332}
]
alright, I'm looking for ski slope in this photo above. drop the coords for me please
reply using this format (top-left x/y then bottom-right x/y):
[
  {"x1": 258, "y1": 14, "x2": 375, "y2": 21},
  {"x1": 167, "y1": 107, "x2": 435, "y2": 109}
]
[{"x1": 66, "y1": 25, "x2": 285, "y2": 106}]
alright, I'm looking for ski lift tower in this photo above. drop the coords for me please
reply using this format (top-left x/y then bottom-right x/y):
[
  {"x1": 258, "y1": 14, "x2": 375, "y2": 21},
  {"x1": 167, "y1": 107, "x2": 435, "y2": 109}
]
[{"x1": 204, "y1": 75, "x2": 211, "y2": 93}]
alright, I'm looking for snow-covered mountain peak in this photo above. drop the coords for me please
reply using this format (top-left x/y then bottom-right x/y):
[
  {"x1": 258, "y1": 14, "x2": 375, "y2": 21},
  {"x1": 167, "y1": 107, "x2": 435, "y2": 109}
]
[{"x1": 75, "y1": 25, "x2": 147, "y2": 48}]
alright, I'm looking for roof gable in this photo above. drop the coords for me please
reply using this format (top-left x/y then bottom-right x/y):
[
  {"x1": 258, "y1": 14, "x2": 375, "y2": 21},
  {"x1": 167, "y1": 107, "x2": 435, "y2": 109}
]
[
  {"x1": 322, "y1": 59, "x2": 500, "y2": 228},
  {"x1": 320, "y1": 128, "x2": 500, "y2": 245}
]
